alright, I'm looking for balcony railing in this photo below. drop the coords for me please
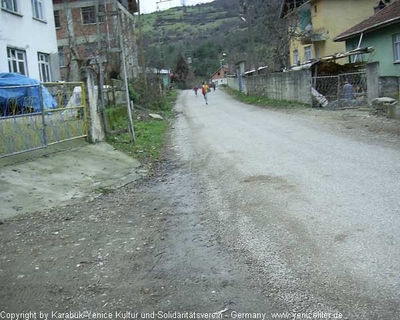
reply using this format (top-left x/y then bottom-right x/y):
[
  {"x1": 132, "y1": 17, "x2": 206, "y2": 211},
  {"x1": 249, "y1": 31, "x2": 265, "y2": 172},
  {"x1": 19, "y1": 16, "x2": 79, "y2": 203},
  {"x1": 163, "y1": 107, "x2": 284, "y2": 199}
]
[{"x1": 299, "y1": 28, "x2": 327, "y2": 44}]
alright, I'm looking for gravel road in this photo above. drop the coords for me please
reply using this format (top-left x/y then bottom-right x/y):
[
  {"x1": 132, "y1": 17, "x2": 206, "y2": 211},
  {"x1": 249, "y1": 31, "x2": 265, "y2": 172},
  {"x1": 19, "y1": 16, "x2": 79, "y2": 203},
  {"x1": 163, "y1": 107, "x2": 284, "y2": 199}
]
[
  {"x1": 173, "y1": 89, "x2": 400, "y2": 319},
  {"x1": 1, "y1": 88, "x2": 399, "y2": 319}
]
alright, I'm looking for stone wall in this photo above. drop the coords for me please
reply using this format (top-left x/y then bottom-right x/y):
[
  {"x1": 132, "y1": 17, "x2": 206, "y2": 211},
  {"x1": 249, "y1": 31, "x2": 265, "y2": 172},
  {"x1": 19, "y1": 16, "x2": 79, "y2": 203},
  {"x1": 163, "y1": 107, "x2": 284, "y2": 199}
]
[{"x1": 379, "y1": 76, "x2": 400, "y2": 99}]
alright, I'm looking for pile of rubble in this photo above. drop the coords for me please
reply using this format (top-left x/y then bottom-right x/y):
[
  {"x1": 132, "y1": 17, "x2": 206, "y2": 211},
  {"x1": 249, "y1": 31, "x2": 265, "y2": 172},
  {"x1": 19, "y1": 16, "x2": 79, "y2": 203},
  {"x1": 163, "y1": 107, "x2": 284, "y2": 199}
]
[{"x1": 370, "y1": 97, "x2": 399, "y2": 119}]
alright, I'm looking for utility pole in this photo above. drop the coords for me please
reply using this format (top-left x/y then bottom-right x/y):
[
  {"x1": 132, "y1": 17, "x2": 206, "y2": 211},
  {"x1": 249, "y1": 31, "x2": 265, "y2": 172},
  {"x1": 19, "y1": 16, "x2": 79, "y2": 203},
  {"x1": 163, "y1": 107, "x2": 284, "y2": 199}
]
[
  {"x1": 137, "y1": 0, "x2": 147, "y2": 88},
  {"x1": 242, "y1": 1, "x2": 256, "y2": 73},
  {"x1": 220, "y1": 52, "x2": 227, "y2": 69},
  {"x1": 96, "y1": 0, "x2": 109, "y2": 133},
  {"x1": 118, "y1": 8, "x2": 135, "y2": 143}
]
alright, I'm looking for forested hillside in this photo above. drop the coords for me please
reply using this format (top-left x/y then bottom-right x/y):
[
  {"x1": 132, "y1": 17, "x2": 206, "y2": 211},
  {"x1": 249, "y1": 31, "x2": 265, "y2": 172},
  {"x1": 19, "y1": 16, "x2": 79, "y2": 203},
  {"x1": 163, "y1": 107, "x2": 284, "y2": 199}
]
[{"x1": 139, "y1": 0, "x2": 288, "y2": 78}]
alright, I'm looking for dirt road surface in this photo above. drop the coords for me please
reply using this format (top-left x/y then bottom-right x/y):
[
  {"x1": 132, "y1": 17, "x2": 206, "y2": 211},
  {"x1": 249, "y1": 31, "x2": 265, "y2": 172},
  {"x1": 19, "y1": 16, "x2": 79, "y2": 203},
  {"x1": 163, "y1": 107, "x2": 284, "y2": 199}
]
[{"x1": 1, "y1": 89, "x2": 400, "y2": 319}]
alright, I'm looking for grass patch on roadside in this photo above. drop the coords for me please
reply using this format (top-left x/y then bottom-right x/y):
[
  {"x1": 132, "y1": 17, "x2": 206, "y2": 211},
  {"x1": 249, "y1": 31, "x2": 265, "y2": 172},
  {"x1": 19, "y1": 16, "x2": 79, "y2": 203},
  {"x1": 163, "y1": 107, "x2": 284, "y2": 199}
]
[
  {"x1": 106, "y1": 90, "x2": 178, "y2": 163},
  {"x1": 224, "y1": 86, "x2": 310, "y2": 109}
]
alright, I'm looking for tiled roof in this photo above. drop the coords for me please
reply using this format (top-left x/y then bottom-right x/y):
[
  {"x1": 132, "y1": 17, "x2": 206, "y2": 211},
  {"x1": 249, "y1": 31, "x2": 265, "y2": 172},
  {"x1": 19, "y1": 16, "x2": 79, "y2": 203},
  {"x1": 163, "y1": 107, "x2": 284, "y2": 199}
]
[{"x1": 334, "y1": 0, "x2": 400, "y2": 41}]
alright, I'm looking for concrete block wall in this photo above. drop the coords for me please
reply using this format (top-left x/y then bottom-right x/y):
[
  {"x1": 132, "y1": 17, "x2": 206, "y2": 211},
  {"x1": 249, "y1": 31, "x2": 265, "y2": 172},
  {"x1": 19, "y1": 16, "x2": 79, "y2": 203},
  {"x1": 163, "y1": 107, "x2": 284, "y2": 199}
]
[
  {"x1": 227, "y1": 69, "x2": 312, "y2": 105},
  {"x1": 227, "y1": 77, "x2": 240, "y2": 92},
  {"x1": 227, "y1": 63, "x2": 398, "y2": 107}
]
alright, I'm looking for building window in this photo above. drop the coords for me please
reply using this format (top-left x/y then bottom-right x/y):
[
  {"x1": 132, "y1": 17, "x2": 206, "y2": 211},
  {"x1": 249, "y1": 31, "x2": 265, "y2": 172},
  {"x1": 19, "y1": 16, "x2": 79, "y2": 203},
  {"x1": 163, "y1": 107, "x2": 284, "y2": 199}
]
[
  {"x1": 7, "y1": 48, "x2": 28, "y2": 75},
  {"x1": 54, "y1": 10, "x2": 60, "y2": 28},
  {"x1": 7, "y1": 48, "x2": 27, "y2": 75},
  {"x1": 32, "y1": 0, "x2": 44, "y2": 20},
  {"x1": 38, "y1": 52, "x2": 52, "y2": 82},
  {"x1": 304, "y1": 45, "x2": 312, "y2": 61},
  {"x1": 58, "y1": 47, "x2": 66, "y2": 67},
  {"x1": 394, "y1": 34, "x2": 400, "y2": 62},
  {"x1": 1, "y1": 0, "x2": 18, "y2": 12},
  {"x1": 293, "y1": 49, "x2": 299, "y2": 65},
  {"x1": 82, "y1": 6, "x2": 100, "y2": 24}
]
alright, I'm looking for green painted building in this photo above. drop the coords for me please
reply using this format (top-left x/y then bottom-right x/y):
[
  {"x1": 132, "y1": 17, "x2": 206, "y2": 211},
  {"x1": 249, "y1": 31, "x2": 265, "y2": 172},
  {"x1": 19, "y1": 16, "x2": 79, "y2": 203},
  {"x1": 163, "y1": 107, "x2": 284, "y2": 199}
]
[{"x1": 334, "y1": 0, "x2": 400, "y2": 77}]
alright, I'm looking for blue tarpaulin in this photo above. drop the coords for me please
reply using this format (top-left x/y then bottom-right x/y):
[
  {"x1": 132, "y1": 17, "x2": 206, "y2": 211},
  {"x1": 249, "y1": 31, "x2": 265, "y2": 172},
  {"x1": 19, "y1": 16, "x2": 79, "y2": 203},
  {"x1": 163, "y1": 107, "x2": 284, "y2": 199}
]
[{"x1": 0, "y1": 73, "x2": 57, "y2": 116}]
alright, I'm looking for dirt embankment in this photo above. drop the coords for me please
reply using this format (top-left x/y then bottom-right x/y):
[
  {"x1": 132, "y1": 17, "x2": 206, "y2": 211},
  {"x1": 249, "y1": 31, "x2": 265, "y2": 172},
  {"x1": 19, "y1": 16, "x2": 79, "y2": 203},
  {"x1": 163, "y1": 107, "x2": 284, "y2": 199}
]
[{"x1": 0, "y1": 156, "x2": 283, "y2": 316}]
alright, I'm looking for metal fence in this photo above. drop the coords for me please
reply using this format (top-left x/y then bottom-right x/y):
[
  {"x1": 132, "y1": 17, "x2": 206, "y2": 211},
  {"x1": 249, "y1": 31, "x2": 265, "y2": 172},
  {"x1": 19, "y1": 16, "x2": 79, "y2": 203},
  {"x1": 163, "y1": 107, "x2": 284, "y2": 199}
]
[
  {"x1": 0, "y1": 82, "x2": 88, "y2": 158},
  {"x1": 312, "y1": 72, "x2": 368, "y2": 108}
]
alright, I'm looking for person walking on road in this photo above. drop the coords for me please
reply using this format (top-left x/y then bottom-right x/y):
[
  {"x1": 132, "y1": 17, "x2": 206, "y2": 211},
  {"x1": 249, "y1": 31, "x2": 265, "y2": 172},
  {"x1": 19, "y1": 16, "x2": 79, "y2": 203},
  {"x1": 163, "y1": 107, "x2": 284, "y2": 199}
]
[
  {"x1": 202, "y1": 82, "x2": 209, "y2": 105},
  {"x1": 193, "y1": 86, "x2": 198, "y2": 97}
]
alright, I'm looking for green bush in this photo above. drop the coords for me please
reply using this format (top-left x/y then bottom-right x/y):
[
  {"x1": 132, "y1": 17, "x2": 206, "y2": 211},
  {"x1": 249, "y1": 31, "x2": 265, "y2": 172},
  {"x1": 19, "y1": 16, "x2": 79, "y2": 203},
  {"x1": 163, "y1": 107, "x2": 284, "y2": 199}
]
[
  {"x1": 128, "y1": 84, "x2": 138, "y2": 103},
  {"x1": 105, "y1": 88, "x2": 178, "y2": 163}
]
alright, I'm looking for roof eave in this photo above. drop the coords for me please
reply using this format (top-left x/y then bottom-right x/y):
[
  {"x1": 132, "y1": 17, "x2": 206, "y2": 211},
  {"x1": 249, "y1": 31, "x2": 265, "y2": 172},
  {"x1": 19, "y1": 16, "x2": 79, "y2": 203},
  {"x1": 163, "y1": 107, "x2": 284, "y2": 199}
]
[{"x1": 334, "y1": 17, "x2": 400, "y2": 42}]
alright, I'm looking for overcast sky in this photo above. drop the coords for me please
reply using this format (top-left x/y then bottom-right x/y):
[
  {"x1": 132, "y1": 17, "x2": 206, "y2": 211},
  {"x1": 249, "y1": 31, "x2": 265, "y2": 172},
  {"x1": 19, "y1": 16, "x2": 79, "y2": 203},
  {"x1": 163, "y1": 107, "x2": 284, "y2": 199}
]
[{"x1": 139, "y1": 0, "x2": 215, "y2": 14}]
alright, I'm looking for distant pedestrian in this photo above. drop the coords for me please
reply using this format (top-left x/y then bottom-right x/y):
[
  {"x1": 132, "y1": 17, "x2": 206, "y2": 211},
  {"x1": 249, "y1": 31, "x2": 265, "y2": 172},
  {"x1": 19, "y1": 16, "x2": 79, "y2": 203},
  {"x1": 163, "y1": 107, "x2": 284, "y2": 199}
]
[
  {"x1": 343, "y1": 80, "x2": 355, "y2": 100},
  {"x1": 212, "y1": 82, "x2": 216, "y2": 91},
  {"x1": 202, "y1": 81, "x2": 209, "y2": 105},
  {"x1": 193, "y1": 86, "x2": 198, "y2": 97}
]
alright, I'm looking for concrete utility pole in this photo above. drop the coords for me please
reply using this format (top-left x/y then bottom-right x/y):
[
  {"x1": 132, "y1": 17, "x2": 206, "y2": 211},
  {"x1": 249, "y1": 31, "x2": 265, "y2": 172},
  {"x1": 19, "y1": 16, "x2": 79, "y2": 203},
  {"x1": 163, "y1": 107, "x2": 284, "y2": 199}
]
[
  {"x1": 118, "y1": 8, "x2": 135, "y2": 143},
  {"x1": 242, "y1": 1, "x2": 256, "y2": 72},
  {"x1": 96, "y1": 0, "x2": 109, "y2": 133},
  {"x1": 137, "y1": 0, "x2": 147, "y2": 87}
]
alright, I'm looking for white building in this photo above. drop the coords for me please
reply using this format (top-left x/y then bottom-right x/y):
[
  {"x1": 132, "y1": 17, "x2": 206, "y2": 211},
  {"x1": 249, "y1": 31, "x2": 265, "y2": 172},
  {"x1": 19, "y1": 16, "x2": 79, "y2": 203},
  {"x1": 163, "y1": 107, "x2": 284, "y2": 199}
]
[{"x1": 0, "y1": 0, "x2": 60, "y2": 81}]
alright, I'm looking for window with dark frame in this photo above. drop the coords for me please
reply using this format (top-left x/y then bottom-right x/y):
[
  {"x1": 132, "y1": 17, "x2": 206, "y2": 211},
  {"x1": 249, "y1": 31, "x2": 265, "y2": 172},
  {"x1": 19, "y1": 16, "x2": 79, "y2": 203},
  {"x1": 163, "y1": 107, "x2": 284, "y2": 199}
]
[
  {"x1": 82, "y1": 6, "x2": 102, "y2": 24},
  {"x1": 394, "y1": 34, "x2": 400, "y2": 62},
  {"x1": 1, "y1": 0, "x2": 18, "y2": 13},
  {"x1": 304, "y1": 45, "x2": 312, "y2": 61},
  {"x1": 58, "y1": 47, "x2": 66, "y2": 67},
  {"x1": 32, "y1": 0, "x2": 44, "y2": 20},
  {"x1": 293, "y1": 49, "x2": 299, "y2": 65},
  {"x1": 7, "y1": 47, "x2": 27, "y2": 75},
  {"x1": 54, "y1": 10, "x2": 60, "y2": 28},
  {"x1": 38, "y1": 52, "x2": 52, "y2": 82}
]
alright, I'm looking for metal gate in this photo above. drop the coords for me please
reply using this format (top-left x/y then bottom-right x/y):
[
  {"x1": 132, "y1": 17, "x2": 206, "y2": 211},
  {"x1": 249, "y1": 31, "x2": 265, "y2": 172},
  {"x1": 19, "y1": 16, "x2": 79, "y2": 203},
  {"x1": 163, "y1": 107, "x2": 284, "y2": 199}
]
[
  {"x1": 0, "y1": 82, "x2": 88, "y2": 158},
  {"x1": 312, "y1": 72, "x2": 368, "y2": 108}
]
